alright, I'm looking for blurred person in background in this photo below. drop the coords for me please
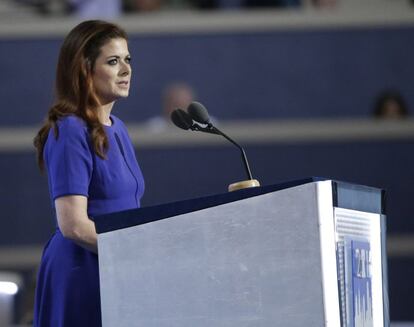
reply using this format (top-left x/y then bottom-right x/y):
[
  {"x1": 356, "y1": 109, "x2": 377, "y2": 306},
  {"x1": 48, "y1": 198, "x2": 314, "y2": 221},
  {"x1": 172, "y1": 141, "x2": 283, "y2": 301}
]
[
  {"x1": 189, "y1": 0, "x2": 302, "y2": 8},
  {"x1": 373, "y1": 89, "x2": 409, "y2": 120},
  {"x1": 244, "y1": 0, "x2": 301, "y2": 7},
  {"x1": 32, "y1": 20, "x2": 145, "y2": 326},
  {"x1": 188, "y1": 0, "x2": 218, "y2": 8},
  {"x1": 68, "y1": 0, "x2": 122, "y2": 18},
  {"x1": 123, "y1": 0, "x2": 163, "y2": 12},
  {"x1": 311, "y1": 0, "x2": 336, "y2": 8},
  {"x1": 146, "y1": 81, "x2": 195, "y2": 132},
  {"x1": 13, "y1": 0, "x2": 68, "y2": 15}
]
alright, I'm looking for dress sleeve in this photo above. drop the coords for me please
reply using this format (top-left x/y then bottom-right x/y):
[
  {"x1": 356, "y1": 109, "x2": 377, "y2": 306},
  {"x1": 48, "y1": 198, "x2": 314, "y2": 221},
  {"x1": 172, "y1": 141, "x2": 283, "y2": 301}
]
[{"x1": 45, "y1": 117, "x2": 93, "y2": 200}]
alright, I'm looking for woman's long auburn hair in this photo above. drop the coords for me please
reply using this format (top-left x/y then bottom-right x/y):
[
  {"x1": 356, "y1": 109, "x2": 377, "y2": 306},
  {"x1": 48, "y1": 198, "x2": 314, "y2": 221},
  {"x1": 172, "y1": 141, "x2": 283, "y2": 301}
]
[{"x1": 33, "y1": 20, "x2": 128, "y2": 170}]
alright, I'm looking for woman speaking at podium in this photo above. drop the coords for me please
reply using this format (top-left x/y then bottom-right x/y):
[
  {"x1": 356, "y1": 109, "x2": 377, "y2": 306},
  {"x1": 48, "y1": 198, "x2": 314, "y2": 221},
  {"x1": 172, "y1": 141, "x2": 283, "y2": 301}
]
[{"x1": 33, "y1": 20, "x2": 145, "y2": 326}]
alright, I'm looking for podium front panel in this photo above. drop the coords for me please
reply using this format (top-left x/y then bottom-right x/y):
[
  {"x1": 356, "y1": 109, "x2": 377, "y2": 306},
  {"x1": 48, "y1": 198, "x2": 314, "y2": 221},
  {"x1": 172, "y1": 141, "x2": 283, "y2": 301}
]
[{"x1": 98, "y1": 182, "x2": 333, "y2": 327}]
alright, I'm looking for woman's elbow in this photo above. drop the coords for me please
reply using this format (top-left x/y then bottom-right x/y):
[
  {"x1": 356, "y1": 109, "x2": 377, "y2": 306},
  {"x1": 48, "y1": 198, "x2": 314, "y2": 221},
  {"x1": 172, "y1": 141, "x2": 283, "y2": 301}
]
[{"x1": 59, "y1": 223, "x2": 82, "y2": 241}]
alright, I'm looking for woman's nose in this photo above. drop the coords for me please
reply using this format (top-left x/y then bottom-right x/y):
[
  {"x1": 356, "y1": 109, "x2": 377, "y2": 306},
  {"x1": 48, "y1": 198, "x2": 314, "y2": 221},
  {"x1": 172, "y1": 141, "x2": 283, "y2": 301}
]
[{"x1": 120, "y1": 61, "x2": 131, "y2": 76}]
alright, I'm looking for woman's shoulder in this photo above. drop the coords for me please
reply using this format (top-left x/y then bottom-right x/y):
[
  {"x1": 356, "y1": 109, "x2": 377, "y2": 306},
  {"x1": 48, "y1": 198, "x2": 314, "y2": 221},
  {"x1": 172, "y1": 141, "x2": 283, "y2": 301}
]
[
  {"x1": 111, "y1": 114, "x2": 126, "y2": 128},
  {"x1": 51, "y1": 115, "x2": 89, "y2": 141},
  {"x1": 57, "y1": 115, "x2": 88, "y2": 132},
  {"x1": 57, "y1": 115, "x2": 87, "y2": 129},
  {"x1": 111, "y1": 115, "x2": 131, "y2": 135}
]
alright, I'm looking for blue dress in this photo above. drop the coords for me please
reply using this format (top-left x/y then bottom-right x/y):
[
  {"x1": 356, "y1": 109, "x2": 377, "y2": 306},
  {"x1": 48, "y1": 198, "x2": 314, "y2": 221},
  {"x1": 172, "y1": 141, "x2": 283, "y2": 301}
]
[{"x1": 33, "y1": 115, "x2": 145, "y2": 327}]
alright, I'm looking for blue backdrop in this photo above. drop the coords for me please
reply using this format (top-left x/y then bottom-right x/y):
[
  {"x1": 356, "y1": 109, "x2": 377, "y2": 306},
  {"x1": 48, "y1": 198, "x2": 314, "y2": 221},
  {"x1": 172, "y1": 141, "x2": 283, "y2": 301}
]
[{"x1": 0, "y1": 25, "x2": 413, "y2": 126}]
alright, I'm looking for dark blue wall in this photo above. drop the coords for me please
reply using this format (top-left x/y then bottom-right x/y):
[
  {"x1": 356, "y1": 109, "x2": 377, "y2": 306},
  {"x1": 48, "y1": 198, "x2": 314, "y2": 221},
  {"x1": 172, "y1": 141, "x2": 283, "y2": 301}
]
[{"x1": 1, "y1": 25, "x2": 414, "y2": 126}]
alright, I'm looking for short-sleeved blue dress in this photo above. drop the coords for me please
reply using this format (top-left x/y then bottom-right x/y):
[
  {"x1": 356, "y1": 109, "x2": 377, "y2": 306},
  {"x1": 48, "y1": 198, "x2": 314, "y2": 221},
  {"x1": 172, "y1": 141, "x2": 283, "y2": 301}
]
[{"x1": 33, "y1": 115, "x2": 145, "y2": 327}]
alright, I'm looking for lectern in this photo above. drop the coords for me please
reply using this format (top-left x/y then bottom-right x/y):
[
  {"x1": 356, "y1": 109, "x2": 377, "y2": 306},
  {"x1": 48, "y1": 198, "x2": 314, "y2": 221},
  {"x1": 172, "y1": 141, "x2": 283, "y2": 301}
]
[{"x1": 94, "y1": 178, "x2": 389, "y2": 327}]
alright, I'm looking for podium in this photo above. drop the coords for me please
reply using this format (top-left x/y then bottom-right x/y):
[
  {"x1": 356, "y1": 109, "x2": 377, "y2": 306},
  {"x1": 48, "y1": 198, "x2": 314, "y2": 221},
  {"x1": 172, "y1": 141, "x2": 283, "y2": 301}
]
[{"x1": 94, "y1": 178, "x2": 389, "y2": 327}]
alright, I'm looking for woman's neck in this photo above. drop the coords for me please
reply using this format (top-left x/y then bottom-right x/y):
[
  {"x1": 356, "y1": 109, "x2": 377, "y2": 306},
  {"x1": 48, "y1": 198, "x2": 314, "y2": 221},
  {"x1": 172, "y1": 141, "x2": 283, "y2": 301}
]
[{"x1": 98, "y1": 102, "x2": 114, "y2": 126}]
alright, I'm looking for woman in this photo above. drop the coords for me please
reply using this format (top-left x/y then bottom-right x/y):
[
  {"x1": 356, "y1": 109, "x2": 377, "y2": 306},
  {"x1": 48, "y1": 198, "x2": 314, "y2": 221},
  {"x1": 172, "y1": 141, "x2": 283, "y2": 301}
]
[{"x1": 33, "y1": 20, "x2": 145, "y2": 326}]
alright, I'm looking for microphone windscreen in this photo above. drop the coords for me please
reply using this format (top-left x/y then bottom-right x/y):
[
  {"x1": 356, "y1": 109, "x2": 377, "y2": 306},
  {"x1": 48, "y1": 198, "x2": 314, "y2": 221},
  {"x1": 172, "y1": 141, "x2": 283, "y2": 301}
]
[
  {"x1": 170, "y1": 109, "x2": 193, "y2": 130},
  {"x1": 187, "y1": 102, "x2": 210, "y2": 124}
]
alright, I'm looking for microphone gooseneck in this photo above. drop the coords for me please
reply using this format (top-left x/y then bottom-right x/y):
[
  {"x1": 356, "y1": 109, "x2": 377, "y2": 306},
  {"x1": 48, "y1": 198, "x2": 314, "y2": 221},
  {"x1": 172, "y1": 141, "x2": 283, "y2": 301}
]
[
  {"x1": 211, "y1": 127, "x2": 253, "y2": 180},
  {"x1": 185, "y1": 102, "x2": 255, "y2": 181}
]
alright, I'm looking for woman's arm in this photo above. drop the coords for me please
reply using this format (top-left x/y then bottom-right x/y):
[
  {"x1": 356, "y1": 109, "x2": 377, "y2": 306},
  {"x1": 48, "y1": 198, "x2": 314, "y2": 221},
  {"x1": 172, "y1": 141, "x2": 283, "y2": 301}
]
[{"x1": 55, "y1": 195, "x2": 98, "y2": 254}]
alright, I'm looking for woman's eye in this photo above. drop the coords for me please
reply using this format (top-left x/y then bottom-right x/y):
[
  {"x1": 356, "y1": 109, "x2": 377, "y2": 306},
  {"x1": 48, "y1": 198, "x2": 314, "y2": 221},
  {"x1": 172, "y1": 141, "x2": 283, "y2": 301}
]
[
  {"x1": 108, "y1": 58, "x2": 118, "y2": 65},
  {"x1": 125, "y1": 57, "x2": 131, "y2": 64}
]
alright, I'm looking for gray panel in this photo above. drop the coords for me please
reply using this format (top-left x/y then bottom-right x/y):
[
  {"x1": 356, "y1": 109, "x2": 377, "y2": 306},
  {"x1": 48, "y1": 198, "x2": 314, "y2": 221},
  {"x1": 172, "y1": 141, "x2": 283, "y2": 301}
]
[
  {"x1": 98, "y1": 182, "x2": 325, "y2": 327},
  {"x1": 334, "y1": 181, "x2": 384, "y2": 215}
]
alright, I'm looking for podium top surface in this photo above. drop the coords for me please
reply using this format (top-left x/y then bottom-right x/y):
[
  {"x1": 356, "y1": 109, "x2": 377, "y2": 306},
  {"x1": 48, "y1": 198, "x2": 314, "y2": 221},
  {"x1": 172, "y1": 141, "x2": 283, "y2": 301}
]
[{"x1": 94, "y1": 177, "x2": 384, "y2": 234}]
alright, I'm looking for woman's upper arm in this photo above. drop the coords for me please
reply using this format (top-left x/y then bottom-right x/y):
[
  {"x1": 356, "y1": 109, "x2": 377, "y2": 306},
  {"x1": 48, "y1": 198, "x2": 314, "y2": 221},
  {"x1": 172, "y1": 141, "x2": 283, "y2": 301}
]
[
  {"x1": 55, "y1": 195, "x2": 89, "y2": 238},
  {"x1": 47, "y1": 118, "x2": 93, "y2": 201}
]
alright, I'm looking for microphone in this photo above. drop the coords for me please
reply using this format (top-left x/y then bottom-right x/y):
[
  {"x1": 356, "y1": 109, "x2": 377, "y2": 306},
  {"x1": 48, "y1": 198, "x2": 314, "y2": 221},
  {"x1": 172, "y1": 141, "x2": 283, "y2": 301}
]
[
  {"x1": 174, "y1": 101, "x2": 260, "y2": 191},
  {"x1": 170, "y1": 109, "x2": 193, "y2": 130},
  {"x1": 187, "y1": 101, "x2": 210, "y2": 124},
  {"x1": 170, "y1": 109, "x2": 218, "y2": 135}
]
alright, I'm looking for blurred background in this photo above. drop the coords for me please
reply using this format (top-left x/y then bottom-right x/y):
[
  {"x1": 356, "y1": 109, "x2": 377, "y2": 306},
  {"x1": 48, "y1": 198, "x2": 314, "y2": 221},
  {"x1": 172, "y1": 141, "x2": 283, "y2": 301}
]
[{"x1": 0, "y1": 0, "x2": 414, "y2": 325}]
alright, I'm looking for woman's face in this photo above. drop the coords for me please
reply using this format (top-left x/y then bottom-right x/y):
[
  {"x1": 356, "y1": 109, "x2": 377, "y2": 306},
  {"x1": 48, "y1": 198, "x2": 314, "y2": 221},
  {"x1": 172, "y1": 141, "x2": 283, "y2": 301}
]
[{"x1": 92, "y1": 38, "x2": 131, "y2": 105}]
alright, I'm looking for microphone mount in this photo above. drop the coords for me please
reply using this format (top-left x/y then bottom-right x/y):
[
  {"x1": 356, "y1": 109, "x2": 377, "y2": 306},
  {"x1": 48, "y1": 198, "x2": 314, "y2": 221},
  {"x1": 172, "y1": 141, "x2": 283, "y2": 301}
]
[{"x1": 171, "y1": 103, "x2": 260, "y2": 191}]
